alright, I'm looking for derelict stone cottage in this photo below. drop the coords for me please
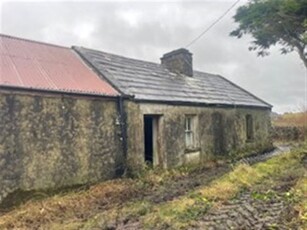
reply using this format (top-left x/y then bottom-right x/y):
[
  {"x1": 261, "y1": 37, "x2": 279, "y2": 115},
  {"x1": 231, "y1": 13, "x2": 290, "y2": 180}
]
[
  {"x1": 0, "y1": 35, "x2": 123, "y2": 203},
  {"x1": 0, "y1": 34, "x2": 272, "y2": 203},
  {"x1": 74, "y1": 47, "x2": 273, "y2": 168}
]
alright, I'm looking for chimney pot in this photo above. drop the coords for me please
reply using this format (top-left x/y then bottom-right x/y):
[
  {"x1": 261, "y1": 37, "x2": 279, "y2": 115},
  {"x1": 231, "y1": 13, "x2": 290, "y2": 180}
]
[{"x1": 160, "y1": 48, "x2": 193, "y2": 77}]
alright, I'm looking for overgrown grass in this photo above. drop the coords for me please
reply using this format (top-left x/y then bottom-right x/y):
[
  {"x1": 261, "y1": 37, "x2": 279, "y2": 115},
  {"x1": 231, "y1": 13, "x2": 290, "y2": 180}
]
[
  {"x1": 139, "y1": 148, "x2": 305, "y2": 229},
  {"x1": 0, "y1": 160, "x2": 224, "y2": 230},
  {"x1": 77, "y1": 147, "x2": 305, "y2": 229},
  {"x1": 0, "y1": 147, "x2": 305, "y2": 230},
  {"x1": 291, "y1": 164, "x2": 307, "y2": 228},
  {"x1": 0, "y1": 179, "x2": 136, "y2": 229}
]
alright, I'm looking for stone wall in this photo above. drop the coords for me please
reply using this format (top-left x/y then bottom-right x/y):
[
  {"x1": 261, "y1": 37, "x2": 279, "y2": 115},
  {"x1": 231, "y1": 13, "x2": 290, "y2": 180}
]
[
  {"x1": 272, "y1": 126, "x2": 306, "y2": 141},
  {"x1": 125, "y1": 101, "x2": 272, "y2": 168},
  {"x1": 0, "y1": 90, "x2": 123, "y2": 203}
]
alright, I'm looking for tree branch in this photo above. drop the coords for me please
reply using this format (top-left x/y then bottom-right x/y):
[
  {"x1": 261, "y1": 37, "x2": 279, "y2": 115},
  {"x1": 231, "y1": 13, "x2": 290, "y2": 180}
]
[
  {"x1": 282, "y1": 36, "x2": 307, "y2": 68},
  {"x1": 297, "y1": 45, "x2": 307, "y2": 68}
]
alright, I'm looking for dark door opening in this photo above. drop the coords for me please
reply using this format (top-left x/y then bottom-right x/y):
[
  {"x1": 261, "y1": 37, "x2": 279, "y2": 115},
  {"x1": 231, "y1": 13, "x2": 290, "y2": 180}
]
[{"x1": 144, "y1": 116, "x2": 154, "y2": 164}]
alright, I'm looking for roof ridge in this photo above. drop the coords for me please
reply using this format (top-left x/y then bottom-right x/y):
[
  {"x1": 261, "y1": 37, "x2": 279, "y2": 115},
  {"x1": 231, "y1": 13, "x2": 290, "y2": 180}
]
[
  {"x1": 193, "y1": 70, "x2": 219, "y2": 77},
  {"x1": 0, "y1": 33, "x2": 69, "y2": 49},
  {"x1": 74, "y1": 46, "x2": 165, "y2": 67},
  {"x1": 74, "y1": 46, "x2": 220, "y2": 77}
]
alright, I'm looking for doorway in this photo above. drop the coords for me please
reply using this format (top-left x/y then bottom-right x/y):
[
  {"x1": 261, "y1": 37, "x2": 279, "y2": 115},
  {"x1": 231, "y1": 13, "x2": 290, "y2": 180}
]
[{"x1": 144, "y1": 115, "x2": 160, "y2": 165}]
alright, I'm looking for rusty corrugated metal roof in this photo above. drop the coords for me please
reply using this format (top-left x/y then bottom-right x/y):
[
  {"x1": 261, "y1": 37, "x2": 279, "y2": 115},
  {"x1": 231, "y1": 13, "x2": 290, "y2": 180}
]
[{"x1": 0, "y1": 34, "x2": 118, "y2": 96}]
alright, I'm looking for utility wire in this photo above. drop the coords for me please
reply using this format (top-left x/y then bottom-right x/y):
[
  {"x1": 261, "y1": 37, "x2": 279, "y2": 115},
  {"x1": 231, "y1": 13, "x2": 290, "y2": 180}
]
[{"x1": 185, "y1": 0, "x2": 241, "y2": 48}]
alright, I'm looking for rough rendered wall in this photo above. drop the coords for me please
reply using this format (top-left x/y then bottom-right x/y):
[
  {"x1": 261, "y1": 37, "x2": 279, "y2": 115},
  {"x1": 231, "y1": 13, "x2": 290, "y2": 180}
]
[
  {"x1": 126, "y1": 101, "x2": 272, "y2": 168},
  {"x1": 0, "y1": 91, "x2": 122, "y2": 203},
  {"x1": 125, "y1": 101, "x2": 144, "y2": 169}
]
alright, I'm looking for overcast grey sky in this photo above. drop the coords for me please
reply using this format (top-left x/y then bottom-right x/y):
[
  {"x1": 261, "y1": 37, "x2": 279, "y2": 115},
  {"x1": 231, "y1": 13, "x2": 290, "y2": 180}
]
[{"x1": 1, "y1": 0, "x2": 305, "y2": 113}]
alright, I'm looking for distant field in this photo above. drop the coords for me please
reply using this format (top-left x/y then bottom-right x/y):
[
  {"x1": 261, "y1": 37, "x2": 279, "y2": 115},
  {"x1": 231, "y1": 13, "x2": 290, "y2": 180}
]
[{"x1": 273, "y1": 112, "x2": 307, "y2": 127}]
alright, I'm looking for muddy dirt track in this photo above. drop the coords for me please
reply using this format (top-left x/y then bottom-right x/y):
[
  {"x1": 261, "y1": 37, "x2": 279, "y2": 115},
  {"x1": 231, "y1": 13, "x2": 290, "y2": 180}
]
[{"x1": 92, "y1": 146, "x2": 296, "y2": 230}]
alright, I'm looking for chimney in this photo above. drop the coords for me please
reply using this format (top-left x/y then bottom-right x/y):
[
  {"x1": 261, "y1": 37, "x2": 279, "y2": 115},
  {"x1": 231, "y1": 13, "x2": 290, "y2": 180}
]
[{"x1": 160, "y1": 48, "x2": 193, "y2": 77}]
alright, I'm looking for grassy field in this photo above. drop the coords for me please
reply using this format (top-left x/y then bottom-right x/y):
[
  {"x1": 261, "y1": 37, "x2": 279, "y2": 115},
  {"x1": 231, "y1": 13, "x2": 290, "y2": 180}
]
[
  {"x1": 273, "y1": 112, "x2": 307, "y2": 127},
  {"x1": 272, "y1": 112, "x2": 307, "y2": 141},
  {"x1": 0, "y1": 145, "x2": 306, "y2": 229}
]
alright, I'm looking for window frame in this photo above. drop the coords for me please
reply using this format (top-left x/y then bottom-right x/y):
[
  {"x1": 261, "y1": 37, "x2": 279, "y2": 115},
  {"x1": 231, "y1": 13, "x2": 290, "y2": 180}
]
[
  {"x1": 185, "y1": 115, "x2": 196, "y2": 149},
  {"x1": 246, "y1": 114, "x2": 254, "y2": 142}
]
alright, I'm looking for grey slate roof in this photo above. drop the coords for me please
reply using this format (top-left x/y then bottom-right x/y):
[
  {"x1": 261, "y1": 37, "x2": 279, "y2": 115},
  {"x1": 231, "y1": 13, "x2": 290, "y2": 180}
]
[{"x1": 74, "y1": 47, "x2": 271, "y2": 108}]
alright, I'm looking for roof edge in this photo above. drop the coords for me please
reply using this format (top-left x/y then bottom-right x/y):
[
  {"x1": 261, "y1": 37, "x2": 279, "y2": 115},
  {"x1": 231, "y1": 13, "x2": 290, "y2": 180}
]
[
  {"x1": 0, "y1": 84, "x2": 119, "y2": 98},
  {"x1": 133, "y1": 98, "x2": 272, "y2": 110},
  {"x1": 74, "y1": 45, "x2": 165, "y2": 67},
  {"x1": 0, "y1": 33, "x2": 69, "y2": 49}
]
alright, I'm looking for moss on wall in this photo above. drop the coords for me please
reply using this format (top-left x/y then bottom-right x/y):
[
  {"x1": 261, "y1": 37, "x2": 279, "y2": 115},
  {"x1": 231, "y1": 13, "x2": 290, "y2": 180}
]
[
  {"x1": 0, "y1": 91, "x2": 273, "y2": 203},
  {"x1": 0, "y1": 91, "x2": 122, "y2": 203},
  {"x1": 124, "y1": 101, "x2": 144, "y2": 171},
  {"x1": 125, "y1": 101, "x2": 272, "y2": 168}
]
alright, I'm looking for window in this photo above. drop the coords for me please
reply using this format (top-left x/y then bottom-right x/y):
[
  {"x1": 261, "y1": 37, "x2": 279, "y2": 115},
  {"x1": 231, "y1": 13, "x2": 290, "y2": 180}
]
[
  {"x1": 246, "y1": 114, "x2": 254, "y2": 141},
  {"x1": 185, "y1": 115, "x2": 195, "y2": 148}
]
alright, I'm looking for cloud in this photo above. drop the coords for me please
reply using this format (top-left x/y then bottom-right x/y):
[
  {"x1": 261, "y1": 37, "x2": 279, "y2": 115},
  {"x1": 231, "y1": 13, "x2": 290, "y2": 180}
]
[{"x1": 1, "y1": 0, "x2": 305, "y2": 113}]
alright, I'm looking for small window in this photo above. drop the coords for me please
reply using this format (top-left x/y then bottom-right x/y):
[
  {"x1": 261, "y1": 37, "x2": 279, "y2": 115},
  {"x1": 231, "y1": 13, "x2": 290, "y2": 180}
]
[
  {"x1": 185, "y1": 115, "x2": 195, "y2": 148},
  {"x1": 246, "y1": 114, "x2": 254, "y2": 141}
]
